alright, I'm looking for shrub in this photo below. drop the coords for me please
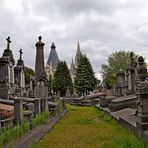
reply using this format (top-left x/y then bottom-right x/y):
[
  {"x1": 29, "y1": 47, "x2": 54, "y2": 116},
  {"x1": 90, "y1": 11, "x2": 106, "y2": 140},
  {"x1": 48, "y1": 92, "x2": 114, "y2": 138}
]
[
  {"x1": 32, "y1": 110, "x2": 50, "y2": 128},
  {"x1": 0, "y1": 120, "x2": 30, "y2": 146}
]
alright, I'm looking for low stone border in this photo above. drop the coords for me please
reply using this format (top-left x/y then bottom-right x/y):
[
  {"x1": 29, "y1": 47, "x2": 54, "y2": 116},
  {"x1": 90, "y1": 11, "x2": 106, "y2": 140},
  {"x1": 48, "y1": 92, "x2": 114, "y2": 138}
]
[
  {"x1": 5, "y1": 110, "x2": 67, "y2": 148},
  {"x1": 95, "y1": 105, "x2": 148, "y2": 143}
]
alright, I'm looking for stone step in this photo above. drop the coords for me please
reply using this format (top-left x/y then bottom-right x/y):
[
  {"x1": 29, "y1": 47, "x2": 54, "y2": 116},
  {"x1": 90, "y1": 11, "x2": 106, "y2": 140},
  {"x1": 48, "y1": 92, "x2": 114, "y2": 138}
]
[{"x1": 110, "y1": 94, "x2": 137, "y2": 111}]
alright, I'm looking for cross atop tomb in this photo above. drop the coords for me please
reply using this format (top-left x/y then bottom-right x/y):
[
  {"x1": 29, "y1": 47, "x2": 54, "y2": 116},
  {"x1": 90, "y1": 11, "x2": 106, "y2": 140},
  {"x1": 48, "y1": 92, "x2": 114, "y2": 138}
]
[
  {"x1": 19, "y1": 49, "x2": 23, "y2": 60},
  {"x1": 6, "y1": 36, "x2": 11, "y2": 49}
]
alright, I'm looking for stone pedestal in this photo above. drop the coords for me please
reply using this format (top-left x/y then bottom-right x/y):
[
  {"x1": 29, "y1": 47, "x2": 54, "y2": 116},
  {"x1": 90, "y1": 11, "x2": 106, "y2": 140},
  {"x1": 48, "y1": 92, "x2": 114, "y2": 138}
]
[
  {"x1": 136, "y1": 82, "x2": 148, "y2": 137},
  {"x1": 14, "y1": 98, "x2": 23, "y2": 124},
  {"x1": 136, "y1": 56, "x2": 148, "y2": 137},
  {"x1": 0, "y1": 57, "x2": 12, "y2": 99}
]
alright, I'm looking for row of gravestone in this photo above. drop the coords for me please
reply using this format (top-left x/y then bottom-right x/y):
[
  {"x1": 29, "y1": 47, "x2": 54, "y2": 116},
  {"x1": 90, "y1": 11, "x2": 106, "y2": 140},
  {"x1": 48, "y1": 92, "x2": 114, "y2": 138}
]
[
  {"x1": 113, "y1": 52, "x2": 140, "y2": 96},
  {"x1": 100, "y1": 56, "x2": 148, "y2": 139},
  {"x1": 0, "y1": 36, "x2": 57, "y2": 133},
  {"x1": 0, "y1": 36, "x2": 49, "y2": 100}
]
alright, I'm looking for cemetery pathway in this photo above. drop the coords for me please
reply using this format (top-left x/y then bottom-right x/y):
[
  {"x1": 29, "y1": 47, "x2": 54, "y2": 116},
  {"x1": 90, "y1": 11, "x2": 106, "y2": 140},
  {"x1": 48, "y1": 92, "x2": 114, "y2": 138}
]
[{"x1": 35, "y1": 105, "x2": 147, "y2": 148}]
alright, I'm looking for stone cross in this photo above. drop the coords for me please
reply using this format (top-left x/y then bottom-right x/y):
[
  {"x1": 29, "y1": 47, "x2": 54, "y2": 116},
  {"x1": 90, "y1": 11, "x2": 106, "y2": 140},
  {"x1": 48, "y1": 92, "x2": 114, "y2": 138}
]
[
  {"x1": 19, "y1": 49, "x2": 23, "y2": 60},
  {"x1": 6, "y1": 36, "x2": 11, "y2": 49}
]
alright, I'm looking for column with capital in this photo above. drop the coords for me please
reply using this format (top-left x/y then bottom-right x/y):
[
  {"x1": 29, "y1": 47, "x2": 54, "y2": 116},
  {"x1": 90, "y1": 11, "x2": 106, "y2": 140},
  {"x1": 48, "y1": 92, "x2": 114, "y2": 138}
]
[{"x1": 34, "y1": 36, "x2": 48, "y2": 99}]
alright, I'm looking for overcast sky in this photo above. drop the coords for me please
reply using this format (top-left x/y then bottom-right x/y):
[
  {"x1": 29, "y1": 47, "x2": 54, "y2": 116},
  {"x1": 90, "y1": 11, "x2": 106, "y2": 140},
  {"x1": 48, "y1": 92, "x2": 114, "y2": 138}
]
[{"x1": 0, "y1": 0, "x2": 148, "y2": 77}]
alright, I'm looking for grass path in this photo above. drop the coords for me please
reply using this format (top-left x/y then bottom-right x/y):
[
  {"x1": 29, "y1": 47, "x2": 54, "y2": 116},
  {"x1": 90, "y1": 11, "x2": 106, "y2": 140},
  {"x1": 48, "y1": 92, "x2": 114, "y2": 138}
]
[{"x1": 34, "y1": 105, "x2": 147, "y2": 148}]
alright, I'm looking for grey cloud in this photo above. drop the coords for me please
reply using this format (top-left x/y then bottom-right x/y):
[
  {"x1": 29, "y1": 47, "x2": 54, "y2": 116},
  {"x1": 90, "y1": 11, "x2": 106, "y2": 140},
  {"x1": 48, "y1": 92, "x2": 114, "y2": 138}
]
[{"x1": 0, "y1": 0, "x2": 148, "y2": 74}]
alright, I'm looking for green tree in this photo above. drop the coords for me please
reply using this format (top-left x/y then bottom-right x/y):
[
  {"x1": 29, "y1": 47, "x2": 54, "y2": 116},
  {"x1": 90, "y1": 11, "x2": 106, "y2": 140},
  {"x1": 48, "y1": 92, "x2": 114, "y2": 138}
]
[
  {"x1": 24, "y1": 66, "x2": 34, "y2": 85},
  {"x1": 74, "y1": 54, "x2": 96, "y2": 96},
  {"x1": 101, "y1": 50, "x2": 137, "y2": 88},
  {"x1": 54, "y1": 61, "x2": 73, "y2": 97}
]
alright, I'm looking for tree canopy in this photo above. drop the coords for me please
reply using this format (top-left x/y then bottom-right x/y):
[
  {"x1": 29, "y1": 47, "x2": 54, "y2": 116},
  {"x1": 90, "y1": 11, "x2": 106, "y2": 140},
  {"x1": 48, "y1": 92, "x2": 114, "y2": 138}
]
[
  {"x1": 24, "y1": 66, "x2": 34, "y2": 85},
  {"x1": 54, "y1": 61, "x2": 73, "y2": 97},
  {"x1": 74, "y1": 54, "x2": 96, "y2": 96},
  {"x1": 101, "y1": 50, "x2": 137, "y2": 88}
]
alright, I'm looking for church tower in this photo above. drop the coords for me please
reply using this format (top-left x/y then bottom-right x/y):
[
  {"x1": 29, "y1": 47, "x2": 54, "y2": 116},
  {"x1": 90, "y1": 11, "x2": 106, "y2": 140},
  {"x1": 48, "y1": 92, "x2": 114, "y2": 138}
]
[
  {"x1": 45, "y1": 42, "x2": 59, "y2": 78},
  {"x1": 70, "y1": 41, "x2": 82, "y2": 82}
]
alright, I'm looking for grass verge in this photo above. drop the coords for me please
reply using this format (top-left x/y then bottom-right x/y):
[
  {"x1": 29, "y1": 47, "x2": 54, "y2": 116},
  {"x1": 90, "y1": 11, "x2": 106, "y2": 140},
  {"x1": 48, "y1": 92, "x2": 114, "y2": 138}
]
[{"x1": 35, "y1": 104, "x2": 148, "y2": 148}]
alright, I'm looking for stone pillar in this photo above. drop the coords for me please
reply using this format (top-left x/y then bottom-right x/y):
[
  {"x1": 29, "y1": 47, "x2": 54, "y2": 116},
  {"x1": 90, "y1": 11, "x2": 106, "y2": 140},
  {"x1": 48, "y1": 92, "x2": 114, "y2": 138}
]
[
  {"x1": 116, "y1": 69, "x2": 125, "y2": 96},
  {"x1": 35, "y1": 36, "x2": 46, "y2": 78},
  {"x1": 136, "y1": 56, "x2": 148, "y2": 137},
  {"x1": 34, "y1": 98, "x2": 41, "y2": 115},
  {"x1": 127, "y1": 52, "x2": 136, "y2": 94},
  {"x1": 14, "y1": 98, "x2": 23, "y2": 124},
  {"x1": 34, "y1": 36, "x2": 48, "y2": 99},
  {"x1": 128, "y1": 69, "x2": 135, "y2": 93}
]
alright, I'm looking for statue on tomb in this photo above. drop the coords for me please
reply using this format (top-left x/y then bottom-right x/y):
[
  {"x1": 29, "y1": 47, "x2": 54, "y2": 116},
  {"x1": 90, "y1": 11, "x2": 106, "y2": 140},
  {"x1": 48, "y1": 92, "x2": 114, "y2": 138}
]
[
  {"x1": 129, "y1": 52, "x2": 137, "y2": 70},
  {"x1": 136, "y1": 56, "x2": 147, "y2": 82}
]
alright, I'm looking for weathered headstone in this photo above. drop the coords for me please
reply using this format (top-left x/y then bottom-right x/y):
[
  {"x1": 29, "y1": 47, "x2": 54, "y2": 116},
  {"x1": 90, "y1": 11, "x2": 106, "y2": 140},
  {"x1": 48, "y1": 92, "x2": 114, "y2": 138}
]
[{"x1": 115, "y1": 69, "x2": 125, "y2": 96}]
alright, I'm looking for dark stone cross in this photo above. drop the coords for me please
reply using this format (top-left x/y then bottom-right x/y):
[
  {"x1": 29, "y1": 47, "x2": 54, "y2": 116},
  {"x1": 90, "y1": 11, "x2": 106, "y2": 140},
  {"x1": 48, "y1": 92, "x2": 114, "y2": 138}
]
[
  {"x1": 6, "y1": 36, "x2": 11, "y2": 49},
  {"x1": 19, "y1": 49, "x2": 23, "y2": 60}
]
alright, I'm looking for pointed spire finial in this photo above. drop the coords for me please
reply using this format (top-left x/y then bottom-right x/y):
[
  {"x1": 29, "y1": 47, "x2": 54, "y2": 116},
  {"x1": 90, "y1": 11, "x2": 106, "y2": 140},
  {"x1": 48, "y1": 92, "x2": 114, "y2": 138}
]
[
  {"x1": 51, "y1": 42, "x2": 56, "y2": 49},
  {"x1": 38, "y1": 36, "x2": 42, "y2": 41},
  {"x1": 6, "y1": 36, "x2": 11, "y2": 49},
  {"x1": 19, "y1": 49, "x2": 23, "y2": 60},
  {"x1": 77, "y1": 41, "x2": 80, "y2": 50}
]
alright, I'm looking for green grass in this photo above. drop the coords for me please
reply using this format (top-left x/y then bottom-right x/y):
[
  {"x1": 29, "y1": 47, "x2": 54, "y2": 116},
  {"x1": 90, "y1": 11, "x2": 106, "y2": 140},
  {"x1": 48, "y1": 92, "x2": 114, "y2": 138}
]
[
  {"x1": 0, "y1": 120, "x2": 30, "y2": 146},
  {"x1": 52, "y1": 101, "x2": 63, "y2": 115},
  {"x1": 34, "y1": 104, "x2": 148, "y2": 148},
  {"x1": 0, "y1": 110, "x2": 51, "y2": 147},
  {"x1": 32, "y1": 110, "x2": 50, "y2": 128}
]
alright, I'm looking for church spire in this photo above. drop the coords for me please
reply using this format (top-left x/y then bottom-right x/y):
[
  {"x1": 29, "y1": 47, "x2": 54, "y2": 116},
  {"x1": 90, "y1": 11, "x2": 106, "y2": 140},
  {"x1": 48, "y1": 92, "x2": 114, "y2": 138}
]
[
  {"x1": 75, "y1": 41, "x2": 82, "y2": 66},
  {"x1": 70, "y1": 58, "x2": 76, "y2": 75}
]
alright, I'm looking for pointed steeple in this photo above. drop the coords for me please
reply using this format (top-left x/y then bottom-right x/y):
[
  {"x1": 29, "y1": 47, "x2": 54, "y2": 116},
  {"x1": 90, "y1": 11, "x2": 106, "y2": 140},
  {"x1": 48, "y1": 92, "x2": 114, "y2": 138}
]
[
  {"x1": 46, "y1": 42, "x2": 59, "y2": 72},
  {"x1": 75, "y1": 41, "x2": 82, "y2": 66},
  {"x1": 70, "y1": 59, "x2": 76, "y2": 75}
]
